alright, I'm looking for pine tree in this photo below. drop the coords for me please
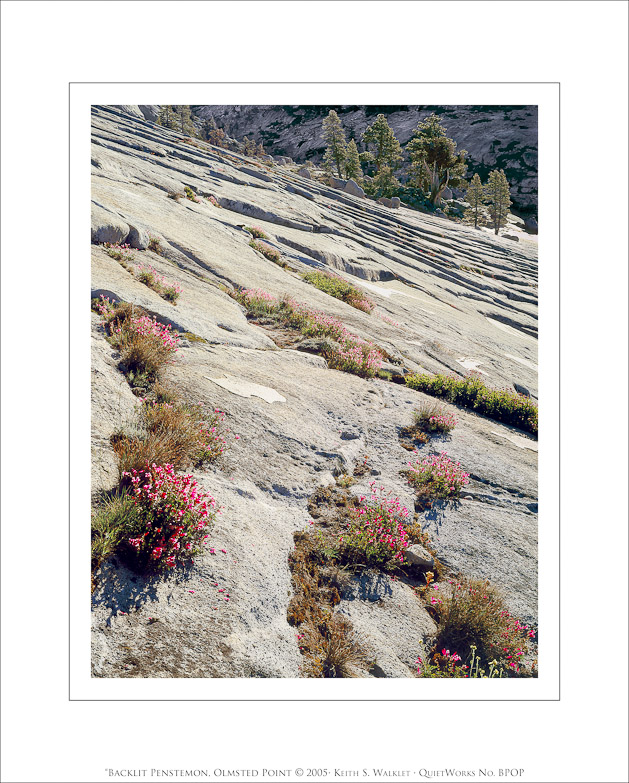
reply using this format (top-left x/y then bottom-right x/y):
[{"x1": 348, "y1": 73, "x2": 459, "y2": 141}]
[
  {"x1": 322, "y1": 110, "x2": 347, "y2": 177},
  {"x1": 157, "y1": 105, "x2": 177, "y2": 129},
  {"x1": 344, "y1": 139, "x2": 363, "y2": 181},
  {"x1": 174, "y1": 105, "x2": 195, "y2": 136},
  {"x1": 242, "y1": 136, "x2": 257, "y2": 157},
  {"x1": 464, "y1": 173, "x2": 486, "y2": 229},
  {"x1": 407, "y1": 113, "x2": 467, "y2": 205},
  {"x1": 485, "y1": 169, "x2": 512, "y2": 235},
  {"x1": 371, "y1": 165, "x2": 400, "y2": 198},
  {"x1": 201, "y1": 115, "x2": 218, "y2": 140},
  {"x1": 361, "y1": 114, "x2": 402, "y2": 174}
]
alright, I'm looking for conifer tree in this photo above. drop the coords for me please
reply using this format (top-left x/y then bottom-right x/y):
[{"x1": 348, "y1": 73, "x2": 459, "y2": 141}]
[
  {"x1": 322, "y1": 110, "x2": 347, "y2": 177},
  {"x1": 242, "y1": 136, "x2": 257, "y2": 156},
  {"x1": 371, "y1": 165, "x2": 400, "y2": 198},
  {"x1": 407, "y1": 113, "x2": 467, "y2": 205},
  {"x1": 174, "y1": 105, "x2": 195, "y2": 136},
  {"x1": 157, "y1": 105, "x2": 177, "y2": 129},
  {"x1": 344, "y1": 139, "x2": 363, "y2": 181},
  {"x1": 201, "y1": 115, "x2": 218, "y2": 140},
  {"x1": 464, "y1": 173, "x2": 486, "y2": 229},
  {"x1": 485, "y1": 169, "x2": 512, "y2": 235},
  {"x1": 361, "y1": 114, "x2": 402, "y2": 174}
]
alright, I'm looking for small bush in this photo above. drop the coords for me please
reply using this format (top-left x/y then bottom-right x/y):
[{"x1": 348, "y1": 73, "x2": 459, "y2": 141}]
[
  {"x1": 406, "y1": 372, "x2": 538, "y2": 435},
  {"x1": 148, "y1": 236, "x2": 163, "y2": 255},
  {"x1": 406, "y1": 451, "x2": 470, "y2": 499},
  {"x1": 337, "y1": 485, "x2": 413, "y2": 570},
  {"x1": 302, "y1": 270, "x2": 375, "y2": 313},
  {"x1": 113, "y1": 400, "x2": 229, "y2": 477},
  {"x1": 243, "y1": 225, "x2": 269, "y2": 240},
  {"x1": 249, "y1": 238, "x2": 282, "y2": 265},
  {"x1": 427, "y1": 577, "x2": 535, "y2": 671},
  {"x1": 413, "y1": 401, "x2": 457, "y2": 433},
  {"x1": 206, "y1": 195, "x2": 221, "y2": 208},
  {"x1": 184, "y1": 186, "x2": 200, "y2": 203},
  {"x1": 120, "y1": 463, "x2": 219, "y2": 572}
]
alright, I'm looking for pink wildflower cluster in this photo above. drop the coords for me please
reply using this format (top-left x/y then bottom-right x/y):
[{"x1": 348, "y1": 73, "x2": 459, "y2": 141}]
[
  {"x1": 121, "y1": 463, "x2": 219, "y2": 571},
  {"x1": 206, "y1": 195, "x2": 220, "y2": 208},
  {"x1": 197, "y1": 406, "x2": 229, "y2": 462},
  {"x1": 249, "y1": 239, "x2": 281, "y2": 263},
  {"x1": 378, "y1": 314, "x2": 400, "y2": 327},
  {"x1": 407, "y1": 451, "x2": 470, "y2": 499},
  {"x1": 234, "y1": 287, "x2": 384, "y2": 377},
  {"x1": 93, "y1": 294, "x2": 116, "y2": 317},
  {"x1": 103, "y1": 242, "x2": 135, "y2": 264},
  {"x1": 340, "y1": 482, "x2": 412, "y2": 567},
  {"x1": 136, "y1": 262, "x2": 182, "y2": 302},
  {"x1": 121, "y1": 315, "x2": 181, "y2": 354},
  {"x1": 426, "y1": 412, "x2": 457, "y2": 432}
]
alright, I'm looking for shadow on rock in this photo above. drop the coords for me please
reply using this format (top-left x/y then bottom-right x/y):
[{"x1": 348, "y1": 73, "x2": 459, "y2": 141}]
[
  {"x1": 92, "y1": 559, "x2": 194, "y2": 623},
  {"x1": 342, "y1": 571, "x2": 394, "y2": 602}
]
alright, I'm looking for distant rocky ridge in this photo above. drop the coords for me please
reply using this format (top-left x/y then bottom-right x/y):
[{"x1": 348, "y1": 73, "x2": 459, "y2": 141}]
[{"x1": 189, "y1": 104, "x2": 538, "y2": 217}]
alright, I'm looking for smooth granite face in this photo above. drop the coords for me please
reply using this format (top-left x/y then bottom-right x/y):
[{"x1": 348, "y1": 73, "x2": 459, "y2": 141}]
[{"x1": 90, "y1": 106, "x2": 538, "y2": 678}]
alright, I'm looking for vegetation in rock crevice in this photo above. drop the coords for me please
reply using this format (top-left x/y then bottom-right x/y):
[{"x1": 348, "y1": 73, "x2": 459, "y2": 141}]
[
  {"x1": 301, "y1": 269, "x2": 375, "y2": 313},
  {"x1": 405, "y1": 372, "x2": 538, "y2": 436},
  {"x1": 232, "y1": 287, "x2": 384, "y2": 377}
]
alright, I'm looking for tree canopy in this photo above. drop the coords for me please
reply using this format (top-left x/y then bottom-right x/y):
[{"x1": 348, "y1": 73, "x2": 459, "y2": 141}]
[
  {"x1": 485, "y1": 169, "x2": 512, "y2": 235},
  {"x1": 407, "y1": 113, "x2": 467, "y2": 205},
  {"x1": 322, "y1": 110, "x2": 347, "y2": 177},
  {"x1": 361, "y1": 114, "x2": 402, "y2": 174}
]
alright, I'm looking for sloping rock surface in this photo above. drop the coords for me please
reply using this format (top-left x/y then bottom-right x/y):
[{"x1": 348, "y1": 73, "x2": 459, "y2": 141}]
[{"x1": 91, "y1": 105, "x2": 538, "y2": 678}]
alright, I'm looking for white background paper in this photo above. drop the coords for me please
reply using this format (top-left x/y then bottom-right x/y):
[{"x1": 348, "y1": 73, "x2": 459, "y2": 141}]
[{"x1": 1, "y1": 2, "x2": 627, "y2": 782}]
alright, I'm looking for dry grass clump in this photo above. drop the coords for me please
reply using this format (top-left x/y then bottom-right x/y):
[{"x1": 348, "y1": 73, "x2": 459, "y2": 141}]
[
  {"x1": 300, "y1": 613, "x2": 372, "y2": 678},
  {"x1": 427, "y1": 576, "x2": 534, "y2": 670},
  {"x1": 288, "y1": 528, "x2": 371, "y2": 678},
  {"x1": 112, "y1": 400, "x2": 228, "y2": 481}
]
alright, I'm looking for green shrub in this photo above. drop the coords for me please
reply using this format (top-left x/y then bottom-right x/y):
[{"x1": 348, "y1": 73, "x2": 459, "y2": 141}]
[
  {"x1": 302, "y1": 270, "x2": 375, "y2": 313},
  {"x1": 405, "y1": 372, "x2": 538, "y2": 435},
  {"x1": 184, "y1": 186, "x2": 200, "y2": 203}
]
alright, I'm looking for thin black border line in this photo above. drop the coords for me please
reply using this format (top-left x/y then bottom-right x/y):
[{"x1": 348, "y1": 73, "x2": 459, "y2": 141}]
[{"x1": 73, "y1": 82, "x2": 559, "y2": 702}]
